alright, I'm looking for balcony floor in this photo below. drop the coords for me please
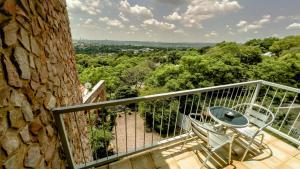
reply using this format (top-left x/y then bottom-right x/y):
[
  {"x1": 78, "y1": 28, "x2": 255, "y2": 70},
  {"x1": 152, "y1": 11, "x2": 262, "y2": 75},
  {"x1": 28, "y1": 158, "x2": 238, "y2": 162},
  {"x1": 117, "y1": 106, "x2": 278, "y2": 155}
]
[{"x1": 96, "y1": 131, "x2": 300, "y2": 169}]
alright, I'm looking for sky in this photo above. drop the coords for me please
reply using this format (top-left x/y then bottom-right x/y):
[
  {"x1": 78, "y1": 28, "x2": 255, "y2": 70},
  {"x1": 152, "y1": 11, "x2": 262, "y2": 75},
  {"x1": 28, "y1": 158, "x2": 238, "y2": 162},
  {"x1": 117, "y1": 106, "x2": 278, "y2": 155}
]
[{"x1": 66, "y1": 0, "x2": 300, "y2": 43}]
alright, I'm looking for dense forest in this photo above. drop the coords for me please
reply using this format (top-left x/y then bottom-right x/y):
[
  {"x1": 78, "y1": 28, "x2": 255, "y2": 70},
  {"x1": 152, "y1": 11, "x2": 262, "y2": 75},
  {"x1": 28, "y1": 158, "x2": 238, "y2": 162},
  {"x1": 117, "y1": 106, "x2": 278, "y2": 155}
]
[{"x1": 76, "y1": 35, "x2": 300, "y2": 99}]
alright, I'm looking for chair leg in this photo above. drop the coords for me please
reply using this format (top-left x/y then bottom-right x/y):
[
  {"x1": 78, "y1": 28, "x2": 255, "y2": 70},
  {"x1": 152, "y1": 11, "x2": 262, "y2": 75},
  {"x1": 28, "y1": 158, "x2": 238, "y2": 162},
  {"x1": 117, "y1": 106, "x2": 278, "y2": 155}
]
[
  {"x1": 228, "y1": 142, "x2": 232, "y2": 164},
  {"x1": 259, "y1": 134, "x2": 264, "y2": 150},
  {"x1": 241, "y1": 145, "x2": 250, "y2": 161},
  {"x1": 181, "y1": 131, "x2": 191, "y2": 150},
  {"x1": 201, "y1": 153, "x2": 212, "y2": 169}
]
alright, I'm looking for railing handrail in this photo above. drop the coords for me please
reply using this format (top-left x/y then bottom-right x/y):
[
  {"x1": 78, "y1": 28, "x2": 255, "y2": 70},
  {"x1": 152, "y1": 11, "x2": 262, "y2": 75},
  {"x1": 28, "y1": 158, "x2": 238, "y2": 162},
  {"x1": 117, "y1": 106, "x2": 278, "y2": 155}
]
[
  {"x1": 52, "y1": 80, "x2": 300, "y2": 114},
  {"x1": 83, "y1": 80, "x2": 105, "y2": 103},
  {"x1": 53, "y1": 80, "x2": 262, "y2": 114},
  {"x1": 260, "y1": 80, "x2": 300, "y2": 93}
]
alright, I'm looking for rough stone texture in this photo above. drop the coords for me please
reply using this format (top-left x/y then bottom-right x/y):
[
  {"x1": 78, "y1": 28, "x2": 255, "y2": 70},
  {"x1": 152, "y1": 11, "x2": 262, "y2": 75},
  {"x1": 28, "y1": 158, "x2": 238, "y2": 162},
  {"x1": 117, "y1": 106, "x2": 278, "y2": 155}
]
[
  {"x1": 21, "y1": 98, "x2": 33, "y2": 122},
  {"x1": 24, "y1": 145, "x2": 41, "y2": 168},
  {"x1": 9, "y1": 110, "x2": 25, "y2": 128},
  {"x1": 10, "y1": 90, "x2": 22, "y2": 107},
  {"x1": 14, "y1": 46, "x2": 30, "y2": 79},
  {"x1": 0, "y1": 0, "x2": 92, "y2": 168},
  {"x1": 2, "y1": 55, "x2": 22, "y2": 87},
  {"x1": 1, "y1": 130, "x2": 20, "y2": 155},
  {"x1": 3, "y1": 21, "x2": 18, "y2": 46},
  {"x1": 19, "y1": 28, "x2": 30, "y2": 51},
  {"x1": 20, "y1": 125, "x2": 31, "y2": 143},
  {"x1": 3, "y1": 154, "x2": 17, "y2": 169}
]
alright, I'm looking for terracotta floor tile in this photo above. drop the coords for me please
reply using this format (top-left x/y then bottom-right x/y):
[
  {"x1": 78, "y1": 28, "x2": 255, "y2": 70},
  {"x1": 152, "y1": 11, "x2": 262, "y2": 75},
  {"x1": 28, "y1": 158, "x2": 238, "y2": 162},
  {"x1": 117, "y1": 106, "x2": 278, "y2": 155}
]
[
  {"x1": 103, "y1": 136, "x2": 300, "y2": 169},
  {"x1": 295, "y1": 153, "x2": 300, "y2": 160},
  {"x1": 284, "y1": 157, "x2": 300, "y2": 169},
  {"x1": 156, "y1": 162, "x2": 181, "y2": 169},
  {"x1": 176, "y1": 155, "x2": 203, "y2": 169},
  {"x1": 109, "y1": 159, "x2": 132, "y2": 169},
  {"x1": 270, "y1": 139, "x2": 299, "y2": 156},
  {"x1": 95, "y1": 165, "x2": 109, "y2": 169},
  {"x1": 230, "y1": 161, "x2": 249, "y2": 169},
  {"x1": 130, "y1": 153, "x2": 156, "y2": 169},
  {"x1": 151, "y1": 150, "x2": 179, "y2": 168},
  {"x1": 242, "y1": 160, "x2": 271, "y2": 169},
  {"x1": 267, "y1": 143, "x2": 293, "y2": 161}
]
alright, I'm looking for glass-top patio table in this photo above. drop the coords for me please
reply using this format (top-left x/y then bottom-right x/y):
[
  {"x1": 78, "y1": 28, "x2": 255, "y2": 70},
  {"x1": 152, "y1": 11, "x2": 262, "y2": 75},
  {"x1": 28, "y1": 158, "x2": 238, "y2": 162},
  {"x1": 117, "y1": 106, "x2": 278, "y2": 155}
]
[{"x1": 208, "y1": 106, "x2": 249, "y2": 128}]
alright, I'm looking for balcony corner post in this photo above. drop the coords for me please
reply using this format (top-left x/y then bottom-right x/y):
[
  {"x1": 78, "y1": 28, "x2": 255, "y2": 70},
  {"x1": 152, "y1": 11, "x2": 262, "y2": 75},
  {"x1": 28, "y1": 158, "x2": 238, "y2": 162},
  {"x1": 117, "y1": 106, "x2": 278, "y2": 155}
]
[{"x1": 251, "y1": 82, "x2": 262, "y2": 105}]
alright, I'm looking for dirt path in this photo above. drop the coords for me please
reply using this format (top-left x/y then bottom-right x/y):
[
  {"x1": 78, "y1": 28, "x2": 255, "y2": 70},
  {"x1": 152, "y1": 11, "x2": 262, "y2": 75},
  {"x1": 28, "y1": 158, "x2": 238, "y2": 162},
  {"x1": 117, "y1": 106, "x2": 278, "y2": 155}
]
[{"x1": 110, "y1": 112, "x2": 161, "y2": 153}]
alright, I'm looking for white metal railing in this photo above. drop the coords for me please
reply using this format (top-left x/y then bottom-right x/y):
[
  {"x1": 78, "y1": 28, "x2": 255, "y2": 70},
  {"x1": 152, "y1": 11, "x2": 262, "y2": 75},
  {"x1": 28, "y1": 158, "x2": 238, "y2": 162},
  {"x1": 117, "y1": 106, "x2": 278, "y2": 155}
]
[{"x1": 52, "y1": 80, "x2": 300, "y2": 169}]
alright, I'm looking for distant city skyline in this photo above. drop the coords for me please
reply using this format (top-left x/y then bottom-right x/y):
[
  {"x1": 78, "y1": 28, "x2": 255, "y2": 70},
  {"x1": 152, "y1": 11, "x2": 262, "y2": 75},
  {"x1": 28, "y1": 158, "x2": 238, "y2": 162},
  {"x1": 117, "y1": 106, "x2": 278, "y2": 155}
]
[{"x1": 67, "y1": 0, "x2": 300, "y2": 43}]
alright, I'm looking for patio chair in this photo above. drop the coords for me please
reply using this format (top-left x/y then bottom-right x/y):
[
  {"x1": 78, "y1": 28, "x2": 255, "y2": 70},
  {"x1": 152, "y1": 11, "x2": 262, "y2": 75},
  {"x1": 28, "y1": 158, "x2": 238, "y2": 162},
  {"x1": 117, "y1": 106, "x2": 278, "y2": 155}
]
[
  {"x1": 181, "y1": 113, "x2": 234, "y2": 168},
  {"x1": 232, "y1": 103, "x2": 275, "y2": 161}
]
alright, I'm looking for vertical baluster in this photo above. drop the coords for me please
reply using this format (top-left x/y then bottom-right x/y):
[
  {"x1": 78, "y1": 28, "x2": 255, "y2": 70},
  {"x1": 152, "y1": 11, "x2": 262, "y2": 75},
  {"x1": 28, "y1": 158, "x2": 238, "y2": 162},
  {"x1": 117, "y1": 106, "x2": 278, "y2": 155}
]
[
  {"x1": 173, "y1": 96, "x2": 181, "y2": 137},
  {"x1": 214, "y1": 90, "x2": 219, "y2": 106},
  {"x1": 227, "y1": 87, "x2": 235, "y2": 107},
  {"x1": 152, "y1": 104, "x2": 156, "y2": 146},
  {"x1": 125, "y1": 108, "x2": 128, "y2": 154},
  {"x1": 102, "y1": 109, "x2": 109, "y2": 159},
  {"x1": 202, "y1": 92, "x2": 208, "y2": 122},
  {"x1": 238, "y1": 86, "x2": 250, "y2": 112},
  {"x1": 195, "y1": 93, "x2": 202, "y2": 115},
  {"x1": 273, "y1": 92, "x2": 287, "y2": 120},
  {"x1": 180, "y1": 95, "x2": 189, "y2": 135},
  {"x1": 167, "y1": 100, "x2": 172, "y2": 138},
  {"x1": 88, "y1": 111, "x2": 95, "y2": 160},
  {"x1": 279, "y1": 94, "x2": 298, "y2": 130},
  {"x1": 223, "y1": 88, "x2": 231, "y2": 107},
  {"x1": 258, "y1": 86, "x2": 270, "y2": 113},
  {"x1": 247, "y1": 86, "x2": 256, "y2": 103},
  {"x1": 267, "y1": 88, "x2": 278, "y2": 110},
  {"x1": 73, "y1": 112, "x2": 86, "y2": 164},
  {"x1": 143, "y1": 104, "x2": 148, "y2": 148},
  {"x1": 134, "y1": 104, "x2": 137, "y2": 151},
  {"x1": 190, "y1": 95, "x2": 195, "y2": 114},
  {"x1": 236, "y1": 86, "x2": 244, "y2": 105},
  {"x1": 231, "y1": 87, "x2": 240, "y2": 107},
  {"x1": 288, "y1": 111, "x2": 300, "y2": 135},
  {"x1": 114, "y1": 114, "x2": 118, "y2": 156},
  {"x1": 219, "y1": 89, "x2": 225, "y2": 106},
  {"x1": 159, "y1": 101, "x2": 165, "y2": 139},
  {"x1": 208, "y1": 92, "x2": 213, "y2": 122}
]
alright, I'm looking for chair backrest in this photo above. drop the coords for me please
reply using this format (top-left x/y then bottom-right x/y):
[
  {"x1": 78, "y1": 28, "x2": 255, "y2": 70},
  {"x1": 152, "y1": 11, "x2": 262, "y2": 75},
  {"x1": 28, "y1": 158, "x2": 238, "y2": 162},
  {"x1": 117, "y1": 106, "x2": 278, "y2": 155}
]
[
  {"x1": 188, "y1": 113, "x2": 226, "y2": 146},
  {"x1": 232, "y1": 103, "x2": 275, "y2": 128}
]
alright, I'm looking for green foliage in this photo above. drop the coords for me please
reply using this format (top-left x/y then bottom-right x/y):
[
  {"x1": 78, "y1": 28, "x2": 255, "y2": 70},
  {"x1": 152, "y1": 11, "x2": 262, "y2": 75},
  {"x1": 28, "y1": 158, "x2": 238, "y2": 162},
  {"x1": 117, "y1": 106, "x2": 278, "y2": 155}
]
[
  {"x1": 245, "y1": 37, "x2": 279, "y2": 52},
  {"x1": 76, "y1": 35, "x2": 300, "y2": 98},
  {"x1": 115, "y1": 85, "x2": 139, "y2": 99},
  {"x1": 140, "y1": 100, "x2": 180, "y2": 135}
]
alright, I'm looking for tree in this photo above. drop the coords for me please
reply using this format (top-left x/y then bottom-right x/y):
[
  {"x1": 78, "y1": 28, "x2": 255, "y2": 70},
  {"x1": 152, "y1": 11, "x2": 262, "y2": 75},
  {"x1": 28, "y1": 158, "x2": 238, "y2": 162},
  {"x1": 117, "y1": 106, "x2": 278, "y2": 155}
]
[{"x1": 115, "y1": 85, "x2": 138, "y2": 99}]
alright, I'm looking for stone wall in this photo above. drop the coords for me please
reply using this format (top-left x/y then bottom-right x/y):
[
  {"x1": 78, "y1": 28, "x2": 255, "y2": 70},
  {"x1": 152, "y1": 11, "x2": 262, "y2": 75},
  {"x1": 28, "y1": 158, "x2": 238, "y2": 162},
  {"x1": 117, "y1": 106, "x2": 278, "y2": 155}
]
[{"x1": 0, "y1": 0, "x2": 91, "y2": 168}]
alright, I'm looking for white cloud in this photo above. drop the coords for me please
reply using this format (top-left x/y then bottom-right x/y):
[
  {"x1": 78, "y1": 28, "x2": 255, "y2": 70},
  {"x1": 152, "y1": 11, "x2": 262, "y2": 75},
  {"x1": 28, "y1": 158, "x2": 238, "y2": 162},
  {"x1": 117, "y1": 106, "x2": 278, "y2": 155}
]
[
  {"x1": 67, "y1": 0, "x2": 82, "y2": 8},
  {"x1": 237, "y1": 15, "x2": 271, "y2": 32},
  {"x1": 84, "y1": 18, "x2": 93, "y2": 24},
  {"x1": 67, "y1": 0, "x2": 101, "y2": 15},
  {"x1": 99, "y1": 17, "x2": 124, "y2": 28},
  {"x1": 156, "y1": 0, "x2": 184, "y2": 5},
  {"x1": 119, "y1": 12, "x2": 129, "y2": 22},
  {"x1": 120, "y1": 0, "x2": 153, "y2": 18},
  {"x1": 182, "y1": 0, "x2": 241, "y2": 28},
  {"x1": 142, "y1": 19, "x2": 175, "y2": 30},
  {"x1": 174, "y1": 29, "x2": 184, "y2": 33},
  {"x1": 204, "y1": 31, "x2": 218, "y2": 37},
  {"x1": 129, "y1": 25, "x2": 140, "y2": 31},
  {"x1": 286, "y1": 23, "x2": 300, "y2": 30},
  {"x1": 164, "y1": 12, "x2": 182, "y2": 21},
  {"x1": 237, "y1": 20, "x2": 247, "y2": 27}
]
